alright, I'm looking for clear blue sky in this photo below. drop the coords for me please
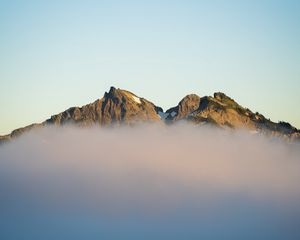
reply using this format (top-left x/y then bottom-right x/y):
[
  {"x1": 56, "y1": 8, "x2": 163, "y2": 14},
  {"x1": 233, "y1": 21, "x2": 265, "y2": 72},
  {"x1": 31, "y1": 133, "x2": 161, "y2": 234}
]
[{"x1": 0, "y1": 0, "x2": 299, "y2": 135}]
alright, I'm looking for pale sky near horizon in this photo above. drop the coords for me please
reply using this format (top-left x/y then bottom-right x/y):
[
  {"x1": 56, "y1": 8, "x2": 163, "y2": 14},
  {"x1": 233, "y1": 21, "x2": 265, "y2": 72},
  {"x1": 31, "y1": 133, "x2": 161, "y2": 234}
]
[{"x1": 0, "y1": 0, "x2": 299, "y2": 135}]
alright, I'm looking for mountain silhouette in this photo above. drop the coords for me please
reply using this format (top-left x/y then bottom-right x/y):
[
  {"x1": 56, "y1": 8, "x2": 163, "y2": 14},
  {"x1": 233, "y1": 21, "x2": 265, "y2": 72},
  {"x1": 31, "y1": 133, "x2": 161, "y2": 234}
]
[{"x1": 1, "y1": 86, "x2": 299, "y2": 143}]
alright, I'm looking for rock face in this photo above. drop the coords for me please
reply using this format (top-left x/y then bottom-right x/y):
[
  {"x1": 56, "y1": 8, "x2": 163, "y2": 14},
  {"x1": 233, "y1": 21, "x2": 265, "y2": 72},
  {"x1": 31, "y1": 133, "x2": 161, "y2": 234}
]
[
  {"x1": 185, "y1": 92, "x2": 257, "y2": 129},
  {"x1": 165, "y1": 94, "x2": 201, "y2": 122},
  {"x1": 165, "y1": 92, "x2": 300, "y2": 140},
  {"x1": 1, "y1": 87, "x2": 299, "y2": 143},
  {"x1": 0, "y1": 87, "x2": 162, "y2": 143},
  {"x1": 46, "y1": 87, "x2": 161, "y2": 126}
]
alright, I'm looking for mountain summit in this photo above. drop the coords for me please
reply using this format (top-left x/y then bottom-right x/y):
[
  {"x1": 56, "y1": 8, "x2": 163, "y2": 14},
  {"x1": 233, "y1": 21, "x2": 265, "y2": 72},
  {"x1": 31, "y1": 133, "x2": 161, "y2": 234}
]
[
  {"x1": 167, "y1": 92, "x2": 299, "y2": 139},
  {"x1": 1, "y1": 86, "x2": 299, "y2": 143},
  {"x1": 46, "y1": 86, "x2": 161, "y2": 126}
]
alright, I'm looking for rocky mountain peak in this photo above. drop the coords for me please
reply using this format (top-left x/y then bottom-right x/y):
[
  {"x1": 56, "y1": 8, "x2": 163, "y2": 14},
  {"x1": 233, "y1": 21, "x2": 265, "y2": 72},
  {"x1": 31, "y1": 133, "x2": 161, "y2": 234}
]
[
  {"x1": 213, "y1": 92, "x2": 241, "y2": 108},
  {"x1": 29, "y1": 86, "x2": 161, "y2": 129},
  {"x1": 165, "y1": 94, "x2": 200, "y2": 121},
  {"x1": 214, "y1": 92, "x2": 232, "y2": 101},
  {"x1": 0, "y1": 87, "x2": 299, "y2": 144},
  {"x1": 104, "y1": 86, "x2": 123, "y2": 100},
  {"x1": 109, "y1": 86, "x2": 117, "y2": 93},
  {"x1": 100, "y1": 87, "x2": 161, "y2": 125}
]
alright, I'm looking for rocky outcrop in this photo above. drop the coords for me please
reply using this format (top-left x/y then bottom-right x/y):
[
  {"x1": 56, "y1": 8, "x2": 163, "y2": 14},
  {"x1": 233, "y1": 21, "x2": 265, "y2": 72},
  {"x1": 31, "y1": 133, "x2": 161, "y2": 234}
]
[
  {"x1": 0, "y1": 87, "x2": 162, "y2": 144},
  {"x1": 45, "y1": 86, "x2": 161, "y2": 126},
  {"x1": 165, "y1": 94, "x2": 200, "y2": 122},
  {"x1": 166, "y1": 92, "x2": 300, "y2": 140},
  {"x1": 1, "y1": 87, "x2": 299, "y2": 144},
  {"x1": 185, "y1": 93, "x2": 257, "y2": 129}
]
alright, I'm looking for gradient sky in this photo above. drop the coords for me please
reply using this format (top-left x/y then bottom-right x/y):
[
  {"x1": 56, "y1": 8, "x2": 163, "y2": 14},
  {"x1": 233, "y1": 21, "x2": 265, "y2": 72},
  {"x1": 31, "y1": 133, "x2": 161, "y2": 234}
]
[{"x1": 0, "y1": 0, "x2": 299, "y2": 135}]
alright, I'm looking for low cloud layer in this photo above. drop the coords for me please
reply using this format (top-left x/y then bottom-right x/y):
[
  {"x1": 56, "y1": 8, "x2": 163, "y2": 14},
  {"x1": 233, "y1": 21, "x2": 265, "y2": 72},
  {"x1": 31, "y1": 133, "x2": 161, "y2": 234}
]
[{"x1": 0, "y1": 125, "x2": 300, "y2": 239}]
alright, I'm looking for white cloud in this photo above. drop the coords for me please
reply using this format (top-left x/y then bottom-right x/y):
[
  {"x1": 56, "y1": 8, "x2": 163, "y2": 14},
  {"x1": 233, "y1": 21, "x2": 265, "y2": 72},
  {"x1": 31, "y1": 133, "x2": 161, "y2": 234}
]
[{"x1": 0, "y1": 125, "x2": 300, "y2": 239}]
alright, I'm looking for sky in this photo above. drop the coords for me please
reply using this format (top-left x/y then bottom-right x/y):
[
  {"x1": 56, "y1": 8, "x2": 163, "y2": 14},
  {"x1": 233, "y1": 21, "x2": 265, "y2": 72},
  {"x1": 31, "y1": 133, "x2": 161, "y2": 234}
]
[{"x1": 0, "y1": 0, "x2": 299, "y2": 135}]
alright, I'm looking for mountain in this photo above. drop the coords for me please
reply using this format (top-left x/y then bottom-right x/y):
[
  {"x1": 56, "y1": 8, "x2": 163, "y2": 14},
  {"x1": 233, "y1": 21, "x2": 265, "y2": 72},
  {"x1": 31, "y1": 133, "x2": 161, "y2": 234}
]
[
  {"x1": 167, "y1": 92, "x2": 300, "y2": 140},
  {"x1": 0, "y1": 87, "x2": 162, "y2": 142},
  {"x1": 46, "y1": 86, "x2": 161, "y2": 126},
  {"x1": 1, "y1": 86, "x2": 299, "y2": 143}
]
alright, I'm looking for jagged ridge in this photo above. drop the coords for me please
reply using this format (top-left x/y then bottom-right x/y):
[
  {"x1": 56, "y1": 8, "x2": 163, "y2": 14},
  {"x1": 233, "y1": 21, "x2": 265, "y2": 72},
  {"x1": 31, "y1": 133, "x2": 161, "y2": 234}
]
[{"x1": 1, "y1": 86, "x2": 299, "y2": 143}]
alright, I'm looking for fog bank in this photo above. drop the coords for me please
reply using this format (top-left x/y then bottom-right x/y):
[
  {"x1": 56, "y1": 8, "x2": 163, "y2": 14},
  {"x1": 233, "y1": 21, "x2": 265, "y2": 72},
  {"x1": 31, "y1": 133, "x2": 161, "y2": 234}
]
[{"x1": 0, "y1": 125, "x2": 300, "y2": 239}]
